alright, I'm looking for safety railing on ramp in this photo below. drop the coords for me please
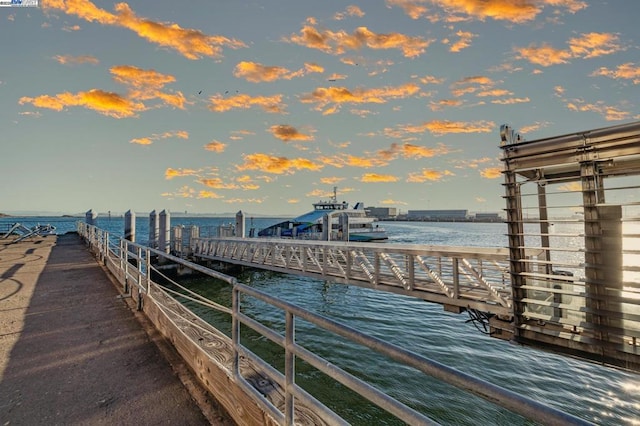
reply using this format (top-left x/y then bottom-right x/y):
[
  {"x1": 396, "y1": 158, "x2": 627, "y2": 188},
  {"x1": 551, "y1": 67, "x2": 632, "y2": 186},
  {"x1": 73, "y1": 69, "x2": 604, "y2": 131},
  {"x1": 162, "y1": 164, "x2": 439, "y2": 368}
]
[
  {"x1": 77, "y1": 221, "x2": 590, "y2": 426},
  {"x1": 191, "y1": 237, "x2": 513, "y2": 318}
]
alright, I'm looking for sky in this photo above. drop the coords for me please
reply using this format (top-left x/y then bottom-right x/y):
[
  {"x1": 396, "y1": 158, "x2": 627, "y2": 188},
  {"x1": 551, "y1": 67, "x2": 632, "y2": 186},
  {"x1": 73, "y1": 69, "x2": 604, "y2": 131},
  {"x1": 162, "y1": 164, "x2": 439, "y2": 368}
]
[{"x1": 1, "y1": 0, "x2": 639, "y2": 216}]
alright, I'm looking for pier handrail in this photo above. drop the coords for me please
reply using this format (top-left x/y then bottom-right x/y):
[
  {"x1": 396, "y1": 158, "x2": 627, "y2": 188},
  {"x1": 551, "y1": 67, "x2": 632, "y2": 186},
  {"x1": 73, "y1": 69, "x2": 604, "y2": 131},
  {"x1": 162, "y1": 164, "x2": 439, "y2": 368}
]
[{"x1": 77, "y1": 221, "x2": 592, "y2": 425}]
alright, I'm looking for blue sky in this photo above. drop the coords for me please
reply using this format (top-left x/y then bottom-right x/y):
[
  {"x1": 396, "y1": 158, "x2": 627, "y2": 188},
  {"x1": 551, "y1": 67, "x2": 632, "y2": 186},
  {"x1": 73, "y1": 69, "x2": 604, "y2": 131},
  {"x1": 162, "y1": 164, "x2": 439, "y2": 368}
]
[{"x1": 1, "y1": 0, "x2": 639, "y2": 216}]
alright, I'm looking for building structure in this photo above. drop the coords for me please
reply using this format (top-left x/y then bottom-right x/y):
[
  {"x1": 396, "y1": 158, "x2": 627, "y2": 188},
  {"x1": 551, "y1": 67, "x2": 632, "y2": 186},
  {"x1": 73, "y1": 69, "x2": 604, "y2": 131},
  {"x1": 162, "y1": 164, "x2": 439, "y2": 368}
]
[
  {"x1": 366, "y1": 207, "x2": 398, "y2": 219},
  {"x1": 473, "y1": 213, "x2": 502, "y2": 222},
  {"x1": 406, "y1": 209, "x2": 468, "y2": 221}
]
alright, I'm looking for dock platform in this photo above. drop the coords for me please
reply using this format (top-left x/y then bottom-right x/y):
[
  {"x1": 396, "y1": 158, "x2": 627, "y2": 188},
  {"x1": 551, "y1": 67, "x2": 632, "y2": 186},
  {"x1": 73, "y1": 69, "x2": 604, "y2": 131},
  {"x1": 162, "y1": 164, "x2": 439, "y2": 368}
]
[{"x1": 0, "y1": 232, "x2": 233, "y2": 425}]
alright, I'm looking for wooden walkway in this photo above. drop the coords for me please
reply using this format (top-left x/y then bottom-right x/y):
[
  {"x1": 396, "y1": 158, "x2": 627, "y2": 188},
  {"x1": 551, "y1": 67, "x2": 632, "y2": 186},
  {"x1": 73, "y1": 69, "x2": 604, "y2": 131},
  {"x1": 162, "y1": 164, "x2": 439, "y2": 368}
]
[{"x1": 0, "y1": 233, "x2": 233, "y2": 425}]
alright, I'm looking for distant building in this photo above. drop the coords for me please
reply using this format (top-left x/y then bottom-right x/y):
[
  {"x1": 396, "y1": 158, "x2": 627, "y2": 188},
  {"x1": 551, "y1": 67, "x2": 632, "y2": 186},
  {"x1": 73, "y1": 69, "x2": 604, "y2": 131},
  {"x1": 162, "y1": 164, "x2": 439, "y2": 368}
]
[
  {"x1": 473, "y1": 213, "x2": 502, "y2": 222},
  {"x1": 367, "y1": 207, "x2": 398, "y2": 219},
  {"x1": 406, "y1": 210, "x2": 468, "y2": 221}
]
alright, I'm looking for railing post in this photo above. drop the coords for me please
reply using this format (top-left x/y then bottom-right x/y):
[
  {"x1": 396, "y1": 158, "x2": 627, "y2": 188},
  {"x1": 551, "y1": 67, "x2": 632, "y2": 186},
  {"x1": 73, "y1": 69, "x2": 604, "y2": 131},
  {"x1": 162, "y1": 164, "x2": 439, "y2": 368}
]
[
  {"x1": 137, "y1": 245, "x2": 143, "y2": 311},
  {"x1": 123, "y1": 240, "x2": 129, "y2": 294},
  {"x1": 452, "y1": 257, "x2": 460, "y2": 299},
  {"x1": 159, "y1": 209, "x2": 171, "y2": 254},
  {"x1": 149, "y1": 210, "x2": 158, "y2": 249},
  {"x1": 146, "y1": 247, "x2": 151, "y2": 296},
  {"x1": 235, "y1": 210, "x2": 245, "y2": 238},
  {"x1": 232, "y1": 285, "x2": 241, "y2": 382},
  {"x1": 285, "y1": 311, "x2": 295, "y2": 425},
  {"x1": 104, "y1": 233, "x2": 109, "y2": 266}
]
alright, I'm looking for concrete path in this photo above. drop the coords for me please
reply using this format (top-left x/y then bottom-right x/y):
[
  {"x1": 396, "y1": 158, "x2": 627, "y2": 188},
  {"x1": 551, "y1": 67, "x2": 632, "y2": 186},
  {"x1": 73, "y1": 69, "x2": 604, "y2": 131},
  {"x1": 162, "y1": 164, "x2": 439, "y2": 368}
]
[{"x1": 0, "y1": 232, "x2": 233, "y2": 425}]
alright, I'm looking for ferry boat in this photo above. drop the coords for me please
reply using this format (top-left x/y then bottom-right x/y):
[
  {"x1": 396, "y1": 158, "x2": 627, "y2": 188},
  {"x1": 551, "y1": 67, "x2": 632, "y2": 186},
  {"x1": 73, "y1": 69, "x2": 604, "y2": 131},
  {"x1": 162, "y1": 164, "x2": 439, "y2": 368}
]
[{"x1": 257, "y1": 188, "x2": 388, "y2": 242}]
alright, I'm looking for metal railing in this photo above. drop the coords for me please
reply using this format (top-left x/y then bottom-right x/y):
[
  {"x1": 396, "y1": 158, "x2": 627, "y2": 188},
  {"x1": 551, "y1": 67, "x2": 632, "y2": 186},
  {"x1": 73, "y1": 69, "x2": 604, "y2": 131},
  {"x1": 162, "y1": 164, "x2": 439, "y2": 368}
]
[
  {"x1": 78, "y1": 221, "x2": 590, "y2": 426},
  {"x1": 501, "y1": 120, "x2": 640, "y2": 370},
  {"x1": 191, "y1": 236, "x2": 513, "y2": 317}
]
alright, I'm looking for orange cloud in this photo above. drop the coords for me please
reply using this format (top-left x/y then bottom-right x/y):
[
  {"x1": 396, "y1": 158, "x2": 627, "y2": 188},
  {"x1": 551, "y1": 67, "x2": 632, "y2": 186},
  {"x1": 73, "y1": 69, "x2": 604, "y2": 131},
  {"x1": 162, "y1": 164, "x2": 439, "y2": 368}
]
[
  {"x1": 568, "y1": 32, "x2": 622, "y2": 59},
  {"x1": 204, "y1": 141, "x2": 227, "y2": 152},
  {"x1": 285, "y1": 25, "x2": 432, "y2": 58},
  {"x1": 381, "y1": 198, "x2": 407, "y2": 205},
  {"x1": 397, "y1": 0, "x2": 587, "y2": 24},
  {"x1": 320, "y1": 177, "x2": 346, "y2": 185},
  {"x1": 269, "y1": 125, "x2": 314, "y2": 142},
  {"x1": 197, "y1": 178, "x2": 238, "y2": 189},
  {"x1": 197, "y1": 190, "x2": 224, "y2": 199},
  {"x1": 386, "y1": 0, "x2": 428, "y2": 20},
  {"x1": 429, "y1": 99, "x2": 464, "y2": 111},
  {"x1": 519, "y1": 122, "x2": 549, "y2": 134},
  {"x1": 165, "y1": 168, "x2": 199, "y2": 179},
  {"x1": 334, "y1": 5, "x2": 365, "y2": 20},
  {"x1": 109, "y1": 65, "x2": 187, "y2": 109},
  {"x1": 19, "y1": 89, "x2": 145, "y2": 118},
  {"x1": 425, "y1": 120, "x2": 494, "y2": 136},
  {"x1": 407, "y1": 169, "x2": 454, "y2": 182},
  {"x1": 300, "y1": 82, "x2": 420, "y2": 114},
  {"x1": 376, "y1": 142, "x2": 450, "y2": 161},
  {"x1": 209, "y1": 93, "x2": 285, "y2": 113},
  {"x1": 161, "y1": 185, "x2": 195, "y2": 198},
  {"x1": 234, "y1": 61, "x2": 297, "y2": 82},
  {"x1": 516, "y1": 43, "x2": 573, "y2": 67},
  {"x1": 400, "y1": 143, "x2": 449, "y2": 159},
  {"x1": 360, "y1": 173, "x2": 399, "y2": 183},
  {"x1": 384, "y1": 119, "x2": 494, "y2": 138},
  {"x1": 111, "y1": 65, "x2": 174, "y2": 89},
  {"x1": 419, "y1": 75, "x2": 445, "y2": 85},
  {"x1": 450, "y1": 75, "x2": 497, "y2": 97},
  {"x1": 480, "y1": 167, "x2": 502, "y2": 179},
  {"x1": 558, "y1": 182, "x2": 582, "y2": 192},
  {"x1": 237, "y1": 153, "x2": 323, "y2": 174},
  {"x1": 44, "y1": 0, "x2": 246, "y2": 59},
  {"x1": 566, "y1": 99, "x2": 631, "y2": 121},
  {"x1": 448, "y1": 30, "x2": 476, "y2": 52},
  {"x1": 491, "y1": 97, "x2": 530, "y2": 105},
  {"x1": 229, "y1": 130, "x2": 256, "y2": 140},
  {"x1": 318, "y1": 154, "x2": 389, "y2": 169},
  {"x1": 131, "y1": 130, "x2": 188, "y2": 145},
  {"x1": 591, "y1": 63, "x2": 640, "y2": 84},
  {"x1": 23, "y1": 64, "x2": 189, "y2": 117},
  {"x1": 53, "y1": 54, "x2": 99, "y2": 65},
  {"x1": 516, "y1": 32, "x2": 621, "y2": 67},
  {"x1": 452, "y1": 157, "x2": 493, "y2": 170}
]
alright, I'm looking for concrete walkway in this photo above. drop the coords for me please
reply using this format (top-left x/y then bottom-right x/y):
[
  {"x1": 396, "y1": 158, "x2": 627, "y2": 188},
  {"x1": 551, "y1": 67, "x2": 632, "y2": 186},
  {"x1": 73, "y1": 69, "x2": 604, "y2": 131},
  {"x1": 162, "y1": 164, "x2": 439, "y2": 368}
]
[{"x1": 0, "y1": 232, "x2": 233, "y2": 425}]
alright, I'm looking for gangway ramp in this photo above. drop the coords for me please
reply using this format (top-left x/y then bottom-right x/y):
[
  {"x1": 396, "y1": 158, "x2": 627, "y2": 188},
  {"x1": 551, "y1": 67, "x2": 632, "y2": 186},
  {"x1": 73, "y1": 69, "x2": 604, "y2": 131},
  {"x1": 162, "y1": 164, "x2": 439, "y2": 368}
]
[{"x1": 191, "y1": 237, "x2": 513, "y2": 318}]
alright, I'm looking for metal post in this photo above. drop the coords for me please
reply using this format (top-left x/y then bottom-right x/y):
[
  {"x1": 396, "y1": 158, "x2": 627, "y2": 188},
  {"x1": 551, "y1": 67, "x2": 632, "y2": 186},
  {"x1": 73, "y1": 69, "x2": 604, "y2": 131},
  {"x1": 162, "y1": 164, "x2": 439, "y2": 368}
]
[
  {"x1": 124, "y1": 210, "x2": 136, "y2": 243},
  {"x1": 340, "y1": 212, "x2": 349, "y2": 241},
  {"x1": 582, "y1": 162, "x2": 604, "y2": 343},
  {"x1": 149, "y1": 210, "x2": 158, "y2": 249},
  {"x1": 235, "y1": 210, "x2": 245, "y2": 238},
  {"x1": 322, "y1": 214, "x2": 330, "y2": 241},
  {"x1": 537, "y1": 182, "x2": 552, "y2": 275},
  {"x1": 104, "y1": 233, "x2": 109, "y2": 266},
  {"x1": 146, "y1": 247, "x2": 152, "y2": 295},
  {"x1": 159, "y1": 209, "x2": 171, "y2": 253},
  {"x1": 137, "y1": 245, "x2": 143, "y2": 311},
  {"x1": 232, "y1": 286, "x2": 241, "y2": 382},
  {"x1": 284, "y1": 311, "x2": 295, "y2": 424},
  {"x1": 502, "y1": 165, "x2": 526, "y2": 338}
]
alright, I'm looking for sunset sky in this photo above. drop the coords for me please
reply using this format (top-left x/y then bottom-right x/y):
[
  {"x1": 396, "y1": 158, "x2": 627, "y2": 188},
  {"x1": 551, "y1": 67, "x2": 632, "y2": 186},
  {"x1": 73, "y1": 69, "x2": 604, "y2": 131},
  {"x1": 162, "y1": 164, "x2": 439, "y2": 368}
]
[{"x1": 2, "y1": 0, "x2": 639, "y2": 216}]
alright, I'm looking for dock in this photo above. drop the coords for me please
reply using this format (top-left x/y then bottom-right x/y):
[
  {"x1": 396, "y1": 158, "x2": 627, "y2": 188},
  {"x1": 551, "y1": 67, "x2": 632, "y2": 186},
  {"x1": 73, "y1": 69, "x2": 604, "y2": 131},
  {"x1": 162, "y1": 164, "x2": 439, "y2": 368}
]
[{"x1": 0, "y1": 233, "x2": 233, "y2": 425}]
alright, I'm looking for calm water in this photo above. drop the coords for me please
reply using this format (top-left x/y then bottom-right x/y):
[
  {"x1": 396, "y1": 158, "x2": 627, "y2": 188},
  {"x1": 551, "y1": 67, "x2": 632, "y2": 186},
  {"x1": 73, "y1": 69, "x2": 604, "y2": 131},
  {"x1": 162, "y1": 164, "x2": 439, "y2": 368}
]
[{"x1": 2, "y1": 216, "x2": 639, "y2": 425}]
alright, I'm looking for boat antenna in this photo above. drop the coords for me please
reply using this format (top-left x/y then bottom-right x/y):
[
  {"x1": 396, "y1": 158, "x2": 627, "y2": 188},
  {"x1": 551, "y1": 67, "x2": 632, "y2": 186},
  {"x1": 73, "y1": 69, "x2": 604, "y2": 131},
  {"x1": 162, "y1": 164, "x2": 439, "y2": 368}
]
[{"x1": 332, "y1": 186, "x2": 337, "y2": 202}]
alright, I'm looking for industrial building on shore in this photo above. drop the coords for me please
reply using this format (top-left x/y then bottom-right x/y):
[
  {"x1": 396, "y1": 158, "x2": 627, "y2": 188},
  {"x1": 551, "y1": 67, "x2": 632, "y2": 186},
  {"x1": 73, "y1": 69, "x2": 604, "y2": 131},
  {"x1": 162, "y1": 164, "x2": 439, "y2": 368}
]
[{"x1": 366, "y1": 207, "x2": 503, "y2": 222}]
